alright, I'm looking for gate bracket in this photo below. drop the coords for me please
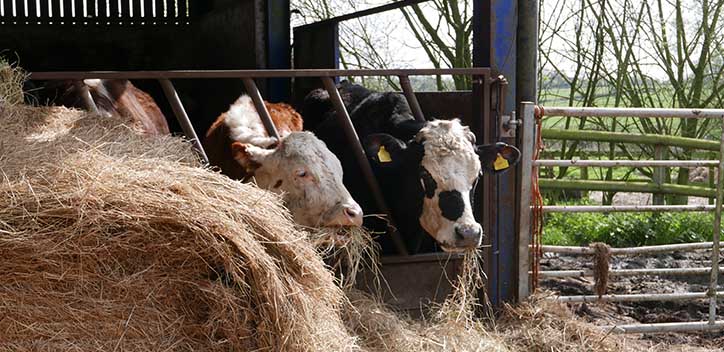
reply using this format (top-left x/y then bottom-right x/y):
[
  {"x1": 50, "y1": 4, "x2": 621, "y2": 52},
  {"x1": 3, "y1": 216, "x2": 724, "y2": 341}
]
[{"x1": 500, "y1": 111, "x2": 521, "y2": 137}]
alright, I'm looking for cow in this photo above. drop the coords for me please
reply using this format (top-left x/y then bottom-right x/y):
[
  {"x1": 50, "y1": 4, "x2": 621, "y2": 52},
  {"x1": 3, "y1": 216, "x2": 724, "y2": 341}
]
[
  {"x1": 303, "y1": 81, "x2": 521, "y2": 254},
  {"x1": 203, "y1": 95, "x2": 364, "y2": 230},
  {"x1": 41, "y1": 79, "x2": 170, "y2": 136}
]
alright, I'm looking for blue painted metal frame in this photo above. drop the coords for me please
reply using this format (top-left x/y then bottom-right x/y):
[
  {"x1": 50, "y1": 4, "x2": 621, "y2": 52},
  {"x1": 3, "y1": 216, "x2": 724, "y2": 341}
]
[{"x1": 474, "y1": 0, "x2": 519, "y2": 306}]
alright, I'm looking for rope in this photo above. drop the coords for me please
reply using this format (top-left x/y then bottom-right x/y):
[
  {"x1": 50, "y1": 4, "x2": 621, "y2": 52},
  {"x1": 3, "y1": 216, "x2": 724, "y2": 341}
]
[
  {"x1": 531, "y1": 106, "x2": 546, "y2": 291},
  {"x1": 590, "y1": 242, "x2": 611, "y2": 297}
]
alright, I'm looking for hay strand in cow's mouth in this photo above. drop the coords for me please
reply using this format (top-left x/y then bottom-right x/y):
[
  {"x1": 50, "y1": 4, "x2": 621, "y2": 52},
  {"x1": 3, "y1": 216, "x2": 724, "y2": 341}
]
[
  {"x1": 432, "y1": 249, "x2": 494, "y2": 324},
  {"x1": 310, "y1": 226, "x2": 384, "y2": 290}
]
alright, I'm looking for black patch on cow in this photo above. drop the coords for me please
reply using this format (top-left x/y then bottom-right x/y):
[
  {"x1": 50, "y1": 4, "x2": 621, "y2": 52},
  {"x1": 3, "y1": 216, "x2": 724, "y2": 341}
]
[
  {"x1": 420, "y1": 167, "x2": 437, "y2": 198},
  {"x1": 438, "y1": 190, "x2": 465, "y2": 221},
  {"x1": 392, "y1": 118, "x2": 425, "y2": 141}
]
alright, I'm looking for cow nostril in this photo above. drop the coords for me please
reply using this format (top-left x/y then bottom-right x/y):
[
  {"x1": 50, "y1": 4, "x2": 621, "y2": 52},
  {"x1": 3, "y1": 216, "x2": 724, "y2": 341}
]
[
  {"x1": 344, "y1": 206, "x2": 360, "y2": 218},
  {"x1": 455, "y1": 227, "x2": 465, "y2": 240},
  {"x1": 455, "y1": 225, "x2": 481, "y2": 240},
  {"x1": 340, "y1": 204, "x2": 363, "y2": 227}
]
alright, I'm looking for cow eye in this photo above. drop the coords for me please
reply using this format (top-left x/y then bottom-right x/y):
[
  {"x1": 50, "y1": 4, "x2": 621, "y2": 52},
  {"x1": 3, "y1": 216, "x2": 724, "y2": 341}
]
[{"x1": 295, "y1": 169, "x2": 308, "y2": 178}]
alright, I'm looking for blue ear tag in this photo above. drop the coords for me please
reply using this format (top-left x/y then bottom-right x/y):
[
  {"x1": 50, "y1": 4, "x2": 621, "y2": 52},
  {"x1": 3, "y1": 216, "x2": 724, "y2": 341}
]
[{"x1": 378, "y1": 146, "x2": 392, "y2": 163}]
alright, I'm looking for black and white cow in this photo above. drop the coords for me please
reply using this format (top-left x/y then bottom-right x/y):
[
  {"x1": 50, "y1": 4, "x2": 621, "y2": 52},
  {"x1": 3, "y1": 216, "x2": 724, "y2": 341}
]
[{"x1": 303, "y1": 81, "x2": 520, "y2": 254}]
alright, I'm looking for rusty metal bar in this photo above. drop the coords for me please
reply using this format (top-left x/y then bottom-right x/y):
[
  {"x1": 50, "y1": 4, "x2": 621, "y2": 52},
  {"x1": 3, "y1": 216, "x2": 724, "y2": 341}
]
[
  {"x1": 321, "y1": 76, "x2": 409, "y2": 256},
  {"x1": 241, "y1": 78, "x2": 280, "y2": 140},
  {"x1": 158, "y1": 78, "x2": 209, "y2": 164},
  {"x1": 29, "y1": 68, "x2": 492, "y2": 80},
  {"x1": 398, "y1": 75, "x2": 425, "y2": 122},
  {"x1": 380, "y1": 252, "x2": 464, "y2": 265}
]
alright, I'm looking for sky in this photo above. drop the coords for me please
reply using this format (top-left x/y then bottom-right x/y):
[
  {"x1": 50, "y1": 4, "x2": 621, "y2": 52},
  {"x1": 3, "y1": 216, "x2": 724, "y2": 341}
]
[{"x1": 290, "y1": 0, "x2": 446, "y2": 69}]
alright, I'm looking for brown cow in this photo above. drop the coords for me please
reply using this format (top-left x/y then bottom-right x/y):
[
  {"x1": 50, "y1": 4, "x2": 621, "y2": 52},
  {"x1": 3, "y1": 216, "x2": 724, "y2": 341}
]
[
  {"x1": 204, "y1": 95, "x2": 302, "y2": 179},
  {"x1": 47, "y1": 79, "x2": 169, "y2": 136},
  {"x1": 204, "y1": 95, "x2": 363, "y2": 229}
]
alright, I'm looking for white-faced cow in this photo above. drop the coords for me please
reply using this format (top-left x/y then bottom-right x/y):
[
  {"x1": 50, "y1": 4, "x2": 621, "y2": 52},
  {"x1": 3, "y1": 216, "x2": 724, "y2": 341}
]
[
  {"x1": 303, "y1": 81, "x2": 520, "y2": 254},
  {"x1": 203, "y1": 95, "x2": 363, "y2": 230},
  {"x1": 44, "y1": 79, "x2": 170, "y2": 136}
]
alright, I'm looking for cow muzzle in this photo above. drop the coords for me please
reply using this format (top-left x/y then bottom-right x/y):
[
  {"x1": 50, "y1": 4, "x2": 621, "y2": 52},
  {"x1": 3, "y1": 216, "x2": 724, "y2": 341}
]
[
  {"x1": 438, "y1": 223, "x2": 483, "y2": 253},
  {"x1": 324, "y1": 202, "x2": 364, "y2": 228}
]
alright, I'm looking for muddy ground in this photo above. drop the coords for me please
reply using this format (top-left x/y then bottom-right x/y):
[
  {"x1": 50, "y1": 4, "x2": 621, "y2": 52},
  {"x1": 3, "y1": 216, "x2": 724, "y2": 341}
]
[{"x1": 541, "y1": 249, "x2": 724, "y2": 350}]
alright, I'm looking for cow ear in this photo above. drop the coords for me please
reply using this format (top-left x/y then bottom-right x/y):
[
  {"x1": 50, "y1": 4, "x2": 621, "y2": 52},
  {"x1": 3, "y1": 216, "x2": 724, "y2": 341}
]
[
  {"x1": 476, "y1": 142, "x2": 521, "y2": 174},
  {"x1": 363, "y1": 133, "x2": 408, "y2": 168},
  {"x1": 392, "y1": 119, "x2": 426, "y2": 141},
  {"x1": 231, "y1": 142, "x2": 274, "y2": 174}
]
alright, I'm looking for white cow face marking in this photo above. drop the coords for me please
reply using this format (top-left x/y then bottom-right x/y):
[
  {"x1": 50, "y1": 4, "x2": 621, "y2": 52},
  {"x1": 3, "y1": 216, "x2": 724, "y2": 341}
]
[
  {"x1": 232, "y1": 131, "x2": 363, "y2": 228},
  {"x1": 366, "y1": 120, "x2": 521, "y2": 253},
  {"x1": 415, "y1": 120, "x2": 483, "y2": 252}
]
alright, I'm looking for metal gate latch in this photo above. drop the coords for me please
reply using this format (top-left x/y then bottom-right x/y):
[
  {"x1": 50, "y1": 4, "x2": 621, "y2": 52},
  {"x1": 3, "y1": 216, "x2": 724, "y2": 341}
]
[{"x1": 500, "y1": 111, "x2": 521, "y2": 137}]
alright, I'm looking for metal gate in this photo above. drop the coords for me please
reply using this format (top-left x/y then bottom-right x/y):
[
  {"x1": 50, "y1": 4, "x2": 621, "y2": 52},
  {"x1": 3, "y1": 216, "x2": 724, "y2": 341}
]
[
  {"x1": 517, "y1": 102, "x2": 724, "y2": 333},
  {"x1": 29, "y1": 67, "x2": 504, "y2": 312}
]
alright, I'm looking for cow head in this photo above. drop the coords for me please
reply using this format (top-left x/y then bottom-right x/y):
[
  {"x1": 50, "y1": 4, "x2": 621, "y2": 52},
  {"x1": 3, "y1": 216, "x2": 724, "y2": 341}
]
[
  {"x1": 231, "y1": 131, "x2": 364, "y2": 230},
  {"x1": 364, "y1": 119, "x2": 520, "y2": 252}
]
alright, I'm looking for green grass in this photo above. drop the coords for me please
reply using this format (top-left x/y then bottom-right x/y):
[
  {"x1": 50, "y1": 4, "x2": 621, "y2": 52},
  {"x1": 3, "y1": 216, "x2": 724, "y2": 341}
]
[{"x1": 544, "y1": 211, "x2": 717, "y2": 247}]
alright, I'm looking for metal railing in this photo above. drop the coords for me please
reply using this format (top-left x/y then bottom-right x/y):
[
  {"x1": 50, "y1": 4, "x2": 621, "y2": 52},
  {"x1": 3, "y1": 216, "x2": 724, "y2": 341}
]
[
  {"x1": 517, "y1": 102, "x2": 724, "y2": 333},
  {"x1": 29, "y1": 67, "x2": 495, "y2": 257}
]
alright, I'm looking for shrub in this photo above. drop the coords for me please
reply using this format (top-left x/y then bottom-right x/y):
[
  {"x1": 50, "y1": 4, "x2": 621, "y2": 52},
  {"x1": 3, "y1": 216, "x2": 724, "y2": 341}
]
[{"x1": 543, "y1": 211, "x2": 717, "y2": 247}]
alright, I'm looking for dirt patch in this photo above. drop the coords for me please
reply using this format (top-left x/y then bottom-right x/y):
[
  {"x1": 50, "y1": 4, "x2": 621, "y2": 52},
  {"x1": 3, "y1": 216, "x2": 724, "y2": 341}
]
[{"x1": 540, "y1": 249, "x2": 724, "y2": 349}]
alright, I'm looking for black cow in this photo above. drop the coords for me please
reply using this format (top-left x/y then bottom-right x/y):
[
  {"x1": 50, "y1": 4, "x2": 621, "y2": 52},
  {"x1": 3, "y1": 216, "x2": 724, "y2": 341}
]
[{"x1": 303, "y1": 81, "x2": 520, "y2": 254}]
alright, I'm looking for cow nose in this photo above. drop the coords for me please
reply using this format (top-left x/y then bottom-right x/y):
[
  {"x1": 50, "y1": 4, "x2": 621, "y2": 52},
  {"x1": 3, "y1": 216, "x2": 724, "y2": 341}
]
[
  {"x1": 342, "y1": 203, "x2": 363, "y2": 227},
  {"x1": 325, "y1": 202, "x2": 364, "y2": 227},
  {"x1": 454, "y1": 224, "x2": 482, "y2": 247}
]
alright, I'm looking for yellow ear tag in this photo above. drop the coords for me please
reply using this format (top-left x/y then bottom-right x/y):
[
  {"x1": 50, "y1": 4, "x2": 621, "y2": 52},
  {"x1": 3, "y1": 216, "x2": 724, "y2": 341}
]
[
  {"x1": 493, "y1": 153, "x2": 509, "y2": 170},
  {"x1": 378, "y1": 146, "x2": 392, "y2": 163}
]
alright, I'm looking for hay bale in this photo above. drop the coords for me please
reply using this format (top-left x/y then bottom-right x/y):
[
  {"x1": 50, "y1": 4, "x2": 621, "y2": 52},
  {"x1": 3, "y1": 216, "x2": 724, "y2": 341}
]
[
  {"x1": 0, "y1": 103, "x2": 198, "y2": 179},
  {"x1": 0, "y1": 102, "x2": 358, "y2": 351},
  {"x1": 498, "y1": 294, "x2": 644, "y2": 352}
]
